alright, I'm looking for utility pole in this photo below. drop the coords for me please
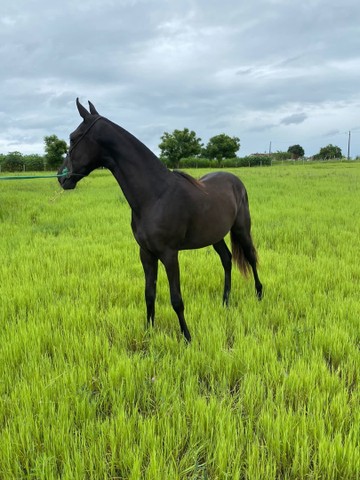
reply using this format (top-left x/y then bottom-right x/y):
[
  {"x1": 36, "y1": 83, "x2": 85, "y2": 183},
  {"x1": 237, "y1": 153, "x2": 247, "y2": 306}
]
[
  {"x1": 269, "y1": 141, "x2": 272, "y2": 155},
  {"x1": 347, "y1": 131, "x2": 351, "y2": 160}
]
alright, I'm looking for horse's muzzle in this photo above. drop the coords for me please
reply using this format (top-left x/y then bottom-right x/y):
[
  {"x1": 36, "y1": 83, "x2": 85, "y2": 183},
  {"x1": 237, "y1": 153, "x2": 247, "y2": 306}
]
[{"x1": 58, "y1": 173, "x2": 77, "y2": 190}]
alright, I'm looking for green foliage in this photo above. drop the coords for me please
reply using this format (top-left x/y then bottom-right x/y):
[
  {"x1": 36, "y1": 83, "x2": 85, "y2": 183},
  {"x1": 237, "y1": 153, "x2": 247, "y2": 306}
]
[
  {"x1": 0, "y1": 152, "x2": 45, "y2": 172},
  {"x1": 159, "y1": 129, "x2": 202, "y2": 168},
  {"x1": 2, "y1": 151, "x2": 24, "y2": 172},
  {"x1": 178, "y1": 157, "x2": 212, "y2": 168},
  {"x1": 174, "y1": 156, "x2": 272, "y2": 169},
  {"x1": 288, "y1": 144, "x2": 305, "y2": 159},
  {"x1": 220, "y1": 157, "x2": 241, "y2": 168},
  {"x1": 203, "y1": 134, "x2": 240, "y2": 163},
  {"x1": 271, "y1": 151, "x2": 290, "y2": 161},
  {"x1": 245, "y1": 155, "x2": 272, "y2": 166},
  {"x1": 44, "y1": 134, "x2": 68, "y2": 169},
  {"x1": 219, "y1": 156, "x2": 271, "y2": 167},
  {"x1": 314, "y1": 144, "x2": 343, "y2": 160},
  {"x1": 24, "y1": 154, "x2": 45, "y2": 171},
  {"x1": 1, "y1": 165, "x2": 359, "y2": 478}
]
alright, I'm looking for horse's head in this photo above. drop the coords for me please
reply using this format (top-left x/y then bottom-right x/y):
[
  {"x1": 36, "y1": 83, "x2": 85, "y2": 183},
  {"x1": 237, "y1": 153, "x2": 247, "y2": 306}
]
[{"x1": 58, "y1": 98, "x2": 102, "y2": 190}]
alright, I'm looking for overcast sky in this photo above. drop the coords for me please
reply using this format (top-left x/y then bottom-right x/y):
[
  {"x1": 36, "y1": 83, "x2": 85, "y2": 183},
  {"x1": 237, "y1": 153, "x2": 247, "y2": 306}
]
[{"x1": 1, "y1": 0, "x2": 359, "y2": 158}]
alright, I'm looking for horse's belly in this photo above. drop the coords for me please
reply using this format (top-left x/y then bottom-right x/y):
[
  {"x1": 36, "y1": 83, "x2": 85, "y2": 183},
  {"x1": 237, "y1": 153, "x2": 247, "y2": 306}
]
[
  {"x1": 180, "y1": 216, "x2": 232, "y2": 249},
  {"x1": 179, "y1": 195, "x2": 237, "y2": 248}
]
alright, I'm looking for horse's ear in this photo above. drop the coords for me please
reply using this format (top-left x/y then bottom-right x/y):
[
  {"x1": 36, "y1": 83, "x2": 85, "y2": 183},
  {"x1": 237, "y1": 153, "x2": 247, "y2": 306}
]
[
  {"x1": 88, "y1": 101, "x2": 99, "y2": 115},
  {"x1": 76, "y1": 98, "x2": 91, "y2": 119}
]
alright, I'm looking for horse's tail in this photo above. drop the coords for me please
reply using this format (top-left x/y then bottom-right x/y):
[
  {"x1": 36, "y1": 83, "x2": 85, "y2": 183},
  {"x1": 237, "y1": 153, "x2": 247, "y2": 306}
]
[
  {"x1": 230, "y1": 231, "x2": 252, "y2": 277},
  {"x1": 229, "y1": 177, "x2": 260, "y2": 278}
]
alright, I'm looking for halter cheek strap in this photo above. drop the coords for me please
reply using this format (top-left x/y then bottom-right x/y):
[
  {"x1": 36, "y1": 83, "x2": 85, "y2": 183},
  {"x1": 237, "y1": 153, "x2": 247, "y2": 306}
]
[
  {"x1": 66, "y1": 116, "x2": 103, "y2": 178},
  {"x1": 68, "y1": 116, "x2": 102, "y2": 155}
]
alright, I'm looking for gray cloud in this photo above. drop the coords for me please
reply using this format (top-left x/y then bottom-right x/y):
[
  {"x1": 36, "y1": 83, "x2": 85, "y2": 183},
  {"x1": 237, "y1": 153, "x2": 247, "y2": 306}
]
[
  {"x1": 1, "y1": 0, "x2": 360, "y2": 157},
  {"x1": 324, "y1": 129, "x2": 341, "y2": 137},
  {"x1": 280, "y1": 113, "x2": 308, "y2": 126}
]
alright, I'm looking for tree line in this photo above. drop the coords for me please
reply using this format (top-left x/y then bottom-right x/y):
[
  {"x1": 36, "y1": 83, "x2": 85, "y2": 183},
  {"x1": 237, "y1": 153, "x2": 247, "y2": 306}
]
[
  {"x1": 0, "y1": 136, "x2": 67, "y2": 172},
  {"x1": 158, "y1": 130, "x2": 351, "y2": 167},
  {"x1": 0, "y1": 130, "x2": 351, "y2": 173}
]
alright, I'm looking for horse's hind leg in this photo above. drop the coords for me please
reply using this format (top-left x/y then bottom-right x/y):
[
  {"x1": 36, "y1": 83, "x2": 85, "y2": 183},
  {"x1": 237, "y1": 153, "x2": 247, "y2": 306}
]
[
  {"x1": 242, "y1": 234, "x2": 262, "y2": 299},
  {"x1": 213, "y1": 239, "x2": 232, "y2": 306},
  {"x1": 140, "y1": 248, "x2": 159, "y2": 327},
  {"x1": 249, "y1": 253, "x2": 263, "y2": 300}
]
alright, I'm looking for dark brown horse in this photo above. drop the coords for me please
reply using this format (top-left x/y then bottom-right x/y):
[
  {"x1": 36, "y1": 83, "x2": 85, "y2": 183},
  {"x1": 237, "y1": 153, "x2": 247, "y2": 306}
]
[{"x1": 58, "y1": 99, "x2": 262, "y2": 341}]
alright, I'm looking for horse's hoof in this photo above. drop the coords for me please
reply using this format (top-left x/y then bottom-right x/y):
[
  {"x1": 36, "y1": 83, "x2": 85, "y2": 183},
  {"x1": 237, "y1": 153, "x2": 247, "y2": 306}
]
[{"x1": 183, "y1": 331, "x2": 192, "y2": 343}]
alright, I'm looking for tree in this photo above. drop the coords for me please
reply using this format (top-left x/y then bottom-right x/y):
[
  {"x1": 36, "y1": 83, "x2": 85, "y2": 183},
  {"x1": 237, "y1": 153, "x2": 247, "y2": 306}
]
[
  {"x1": 315, "y1": 144, "x2": 342, "y2": 160},
  {"x1": 159, "y1": 128, "x2": 202, "y2": 168},
  {"x1": 2, "y1": 151, "x2": 24, "y2": 172},
  {"x1": 203, "y1": 134, "x2": 240, "y2": 164},
  {"x1": 287, "y1": 144, "x2": 305, "y2": 159},
  {"x1": 44, "y1": 135, "x2": 68, "y2": 169}
]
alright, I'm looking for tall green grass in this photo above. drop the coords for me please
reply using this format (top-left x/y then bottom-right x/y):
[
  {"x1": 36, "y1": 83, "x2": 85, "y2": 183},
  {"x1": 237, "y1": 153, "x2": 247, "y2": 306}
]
[{"x1": 1, "y1": 163, "x2": 359, "y2": 479}]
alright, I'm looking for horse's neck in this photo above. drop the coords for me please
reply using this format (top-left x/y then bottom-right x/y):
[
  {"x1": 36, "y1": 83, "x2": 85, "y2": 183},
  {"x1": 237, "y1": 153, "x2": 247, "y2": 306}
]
[{"x1": 103, "y1": 124, "x2": 171, "y2": 213}]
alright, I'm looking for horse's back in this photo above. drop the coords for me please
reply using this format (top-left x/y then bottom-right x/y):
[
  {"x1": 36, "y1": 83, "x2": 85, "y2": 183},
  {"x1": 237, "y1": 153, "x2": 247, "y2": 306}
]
[
  {"x1": 200, "y1": 170, "x2": 244, "y2": 186},
  {"x1": 199, "y1": 171, "x2": 247, "y2": 200}
]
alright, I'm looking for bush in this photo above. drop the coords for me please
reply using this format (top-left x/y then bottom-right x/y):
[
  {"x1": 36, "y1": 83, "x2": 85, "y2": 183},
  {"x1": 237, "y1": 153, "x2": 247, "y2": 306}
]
[
  {"x1": 271, "y1": 151, "x2": 291, "y2": 161},
  {"x1": 2, "y1": 152, "x2": 24, "y2": 172},
  {"x1": 24, "y1": 154, "x2": 45, "y2": 171},
  {"x1": 176, "y1": 156, "x2": 272, "y2": 169},
  {"x1": 221, "y1": 158, "x2": 242, "y2": 168},
  {"x1": 245, "y1": 155, "x2": 272, "y2": 167},
  {"x1": 0, "y1": 153, "x2": 46, "y2": 172},
  {"x1": 178, "y1": 157, "x2": 212, "y2": 168}
]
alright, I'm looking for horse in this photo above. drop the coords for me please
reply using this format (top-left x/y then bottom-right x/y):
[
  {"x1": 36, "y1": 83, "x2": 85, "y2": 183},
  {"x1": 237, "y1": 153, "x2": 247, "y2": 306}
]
[{"x1": 58, "y1": 99, "x2": 263, "y2": 342}]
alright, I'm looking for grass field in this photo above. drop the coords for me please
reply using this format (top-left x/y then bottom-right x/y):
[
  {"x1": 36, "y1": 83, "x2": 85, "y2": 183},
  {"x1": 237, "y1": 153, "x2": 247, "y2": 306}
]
[{"x1": 1, "y1": 162, "x2": 359, "y2": 479}]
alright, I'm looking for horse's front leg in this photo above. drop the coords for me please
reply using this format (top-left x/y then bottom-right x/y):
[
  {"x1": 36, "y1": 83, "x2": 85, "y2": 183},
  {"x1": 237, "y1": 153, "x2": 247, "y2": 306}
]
[
  {"x1": 160, "y1": 250, "x2": 191, "y2": 342},
  {"x1": 140, "y1": 248, "x2": 158, "y2": 327}
]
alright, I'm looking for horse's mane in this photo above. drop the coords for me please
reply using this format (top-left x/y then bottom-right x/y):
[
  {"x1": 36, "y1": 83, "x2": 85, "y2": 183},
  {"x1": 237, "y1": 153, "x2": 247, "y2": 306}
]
[{"x1": 172, "y1": 170, "x2": 204, "y2": 190}]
